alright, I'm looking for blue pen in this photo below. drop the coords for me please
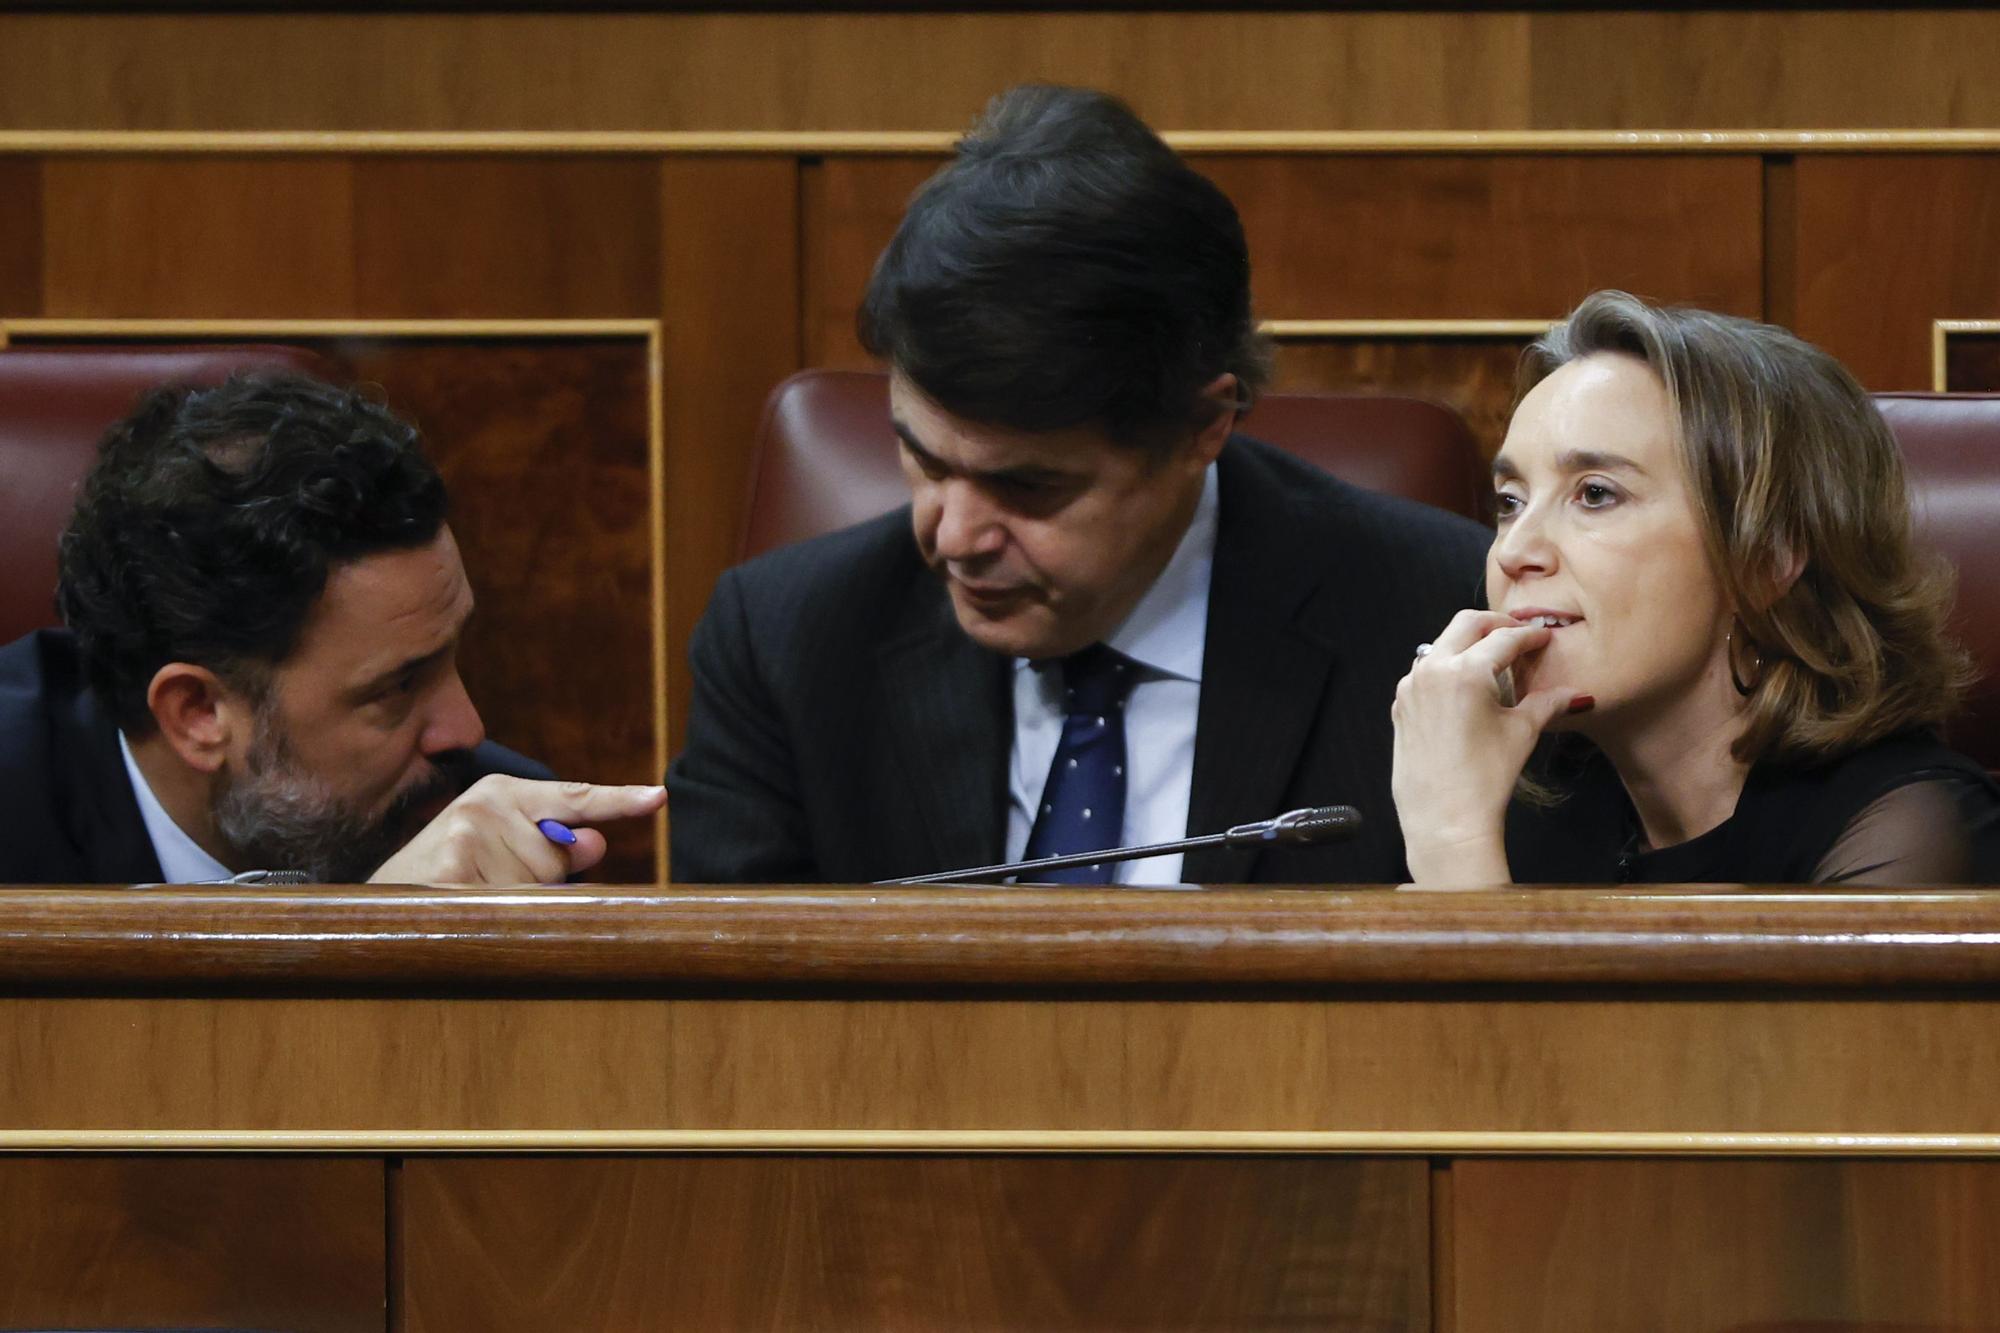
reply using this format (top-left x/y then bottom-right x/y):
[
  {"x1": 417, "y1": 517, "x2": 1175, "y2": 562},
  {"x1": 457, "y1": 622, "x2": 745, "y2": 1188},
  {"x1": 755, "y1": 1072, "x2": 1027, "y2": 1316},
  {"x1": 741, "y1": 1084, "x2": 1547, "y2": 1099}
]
[{"x1": 537, "y1": 818, "x2": 578, "y2": 847}]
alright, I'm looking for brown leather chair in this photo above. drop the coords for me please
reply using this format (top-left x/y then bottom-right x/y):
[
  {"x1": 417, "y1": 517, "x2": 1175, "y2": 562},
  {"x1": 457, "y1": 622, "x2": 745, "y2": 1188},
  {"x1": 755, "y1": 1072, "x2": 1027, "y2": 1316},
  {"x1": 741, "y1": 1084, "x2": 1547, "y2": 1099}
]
[
  {"x1": 0, "y1": 345, "x2": 327, "y2": 644},
  {"x1": 739, "y1": 368, "x2": 1487, "y2": 561},
  {"x1": 1876, "y1": 393, "x2": 2000, "y2": 769}
]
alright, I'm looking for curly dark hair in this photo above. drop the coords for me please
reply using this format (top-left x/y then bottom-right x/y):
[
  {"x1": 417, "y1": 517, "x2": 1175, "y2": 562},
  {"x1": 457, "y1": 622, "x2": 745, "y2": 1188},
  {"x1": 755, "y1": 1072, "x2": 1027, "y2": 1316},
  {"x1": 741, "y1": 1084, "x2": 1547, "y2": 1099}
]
[
  {"x1": 858, "y1": 84, "x2": 1271, "y2": 453},
  {"x1": 57, "y1": 372, "x2": 448, "y2": 734}
]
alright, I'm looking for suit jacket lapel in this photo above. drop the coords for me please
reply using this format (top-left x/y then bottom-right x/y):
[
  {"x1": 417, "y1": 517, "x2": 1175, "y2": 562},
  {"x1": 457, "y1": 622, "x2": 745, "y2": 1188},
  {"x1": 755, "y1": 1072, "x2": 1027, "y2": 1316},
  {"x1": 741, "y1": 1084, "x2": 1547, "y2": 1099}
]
[
  {"x1": 875, "y1": 583, "x2": 1012, "y2": 875},
  {"x1": 55, "y1": 671, "x2": 165, "y2": 884},
  {"x1": 1183, "y1": 443, "x2": 1340, "y2": 884}
]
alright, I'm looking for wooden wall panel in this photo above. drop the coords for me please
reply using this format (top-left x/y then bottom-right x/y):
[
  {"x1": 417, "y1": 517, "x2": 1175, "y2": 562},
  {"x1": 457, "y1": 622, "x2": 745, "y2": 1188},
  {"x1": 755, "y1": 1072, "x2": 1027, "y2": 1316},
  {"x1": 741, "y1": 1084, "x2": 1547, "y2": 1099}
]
[
  {"x1": 353, "y1": 157, "x2": 661, "y2": 317},
  {"x1": 1795, "y1": 156, "x2": 2000, "y2": 391},
  {"x1": 0, "y1": 1156, "x2": 384, "y2": 1332},
  {"x1": 801, "y1": 154, "x2": 937, "y2": 368},
  {"x1": 660, "y1": 156, "x2": 799, "y2": 757},
  {"x1": 11, "y1": 12, "x2": 2000, "y2": 133},
  {"x1": 1272, "y1": 334, "x2": 1533, "y2": 459},
  {"x1": 403, "y1": 1155, "x2": 1429, "y2": 1331},
  {"x1": 40, "y1": 158, "x2": 359, "y2": 316},
  {"x1": 1451, "y1": 1159, "x2": 2000, "y2": 1332},
  {"x1": 0, "y1": 158, "x2": 42, "y2": 317},
  {"x1": 1526, "y1": 11, "x2": 2000, "y2": 132},
  {"x1": 1199, "y1": 155, "x2": 1765, "y2": 320}
]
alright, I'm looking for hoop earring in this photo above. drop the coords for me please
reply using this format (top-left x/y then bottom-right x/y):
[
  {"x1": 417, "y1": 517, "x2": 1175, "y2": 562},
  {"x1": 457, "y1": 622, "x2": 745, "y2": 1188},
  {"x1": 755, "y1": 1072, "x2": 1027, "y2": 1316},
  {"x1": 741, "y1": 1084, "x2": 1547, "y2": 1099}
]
[{"x1": 1727, "y1": 618, "x2": 1765, "y2": 697}]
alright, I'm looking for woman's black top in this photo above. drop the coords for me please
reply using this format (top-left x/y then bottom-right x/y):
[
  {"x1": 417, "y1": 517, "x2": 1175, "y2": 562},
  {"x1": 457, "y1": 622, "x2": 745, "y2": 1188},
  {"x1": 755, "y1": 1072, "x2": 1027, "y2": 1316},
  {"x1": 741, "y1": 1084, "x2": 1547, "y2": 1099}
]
[{"x1": 1507, "y1": 731, "x2": 2000, "y2": 885}]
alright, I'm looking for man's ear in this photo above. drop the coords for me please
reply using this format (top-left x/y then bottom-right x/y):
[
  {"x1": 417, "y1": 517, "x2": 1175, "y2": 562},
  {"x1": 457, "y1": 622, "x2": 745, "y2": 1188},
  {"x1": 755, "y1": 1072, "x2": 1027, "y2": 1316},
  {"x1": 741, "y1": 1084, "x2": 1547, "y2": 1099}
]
[
  {"x1": 144, "y1": 663, "x2": 245, "y2": 775},
  {"x1": 1190, "y1": 372, "x2": 1241, "y2": 465}
]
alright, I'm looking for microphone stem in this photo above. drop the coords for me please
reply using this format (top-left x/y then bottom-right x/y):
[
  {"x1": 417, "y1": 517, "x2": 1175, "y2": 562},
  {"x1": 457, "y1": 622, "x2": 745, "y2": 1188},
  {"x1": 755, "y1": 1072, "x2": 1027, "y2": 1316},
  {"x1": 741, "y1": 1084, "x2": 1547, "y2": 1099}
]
[{"x1": 880, "y1": 831, "x2": 1233, "y2": 886}]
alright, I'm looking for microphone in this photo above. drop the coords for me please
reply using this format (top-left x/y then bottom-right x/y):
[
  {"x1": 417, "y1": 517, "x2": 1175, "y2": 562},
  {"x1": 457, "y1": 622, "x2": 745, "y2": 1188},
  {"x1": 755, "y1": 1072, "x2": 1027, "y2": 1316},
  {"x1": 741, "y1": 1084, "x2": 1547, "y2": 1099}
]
[{"x1": 878, "y1": 805, "x2": 1362, "y2": 886}]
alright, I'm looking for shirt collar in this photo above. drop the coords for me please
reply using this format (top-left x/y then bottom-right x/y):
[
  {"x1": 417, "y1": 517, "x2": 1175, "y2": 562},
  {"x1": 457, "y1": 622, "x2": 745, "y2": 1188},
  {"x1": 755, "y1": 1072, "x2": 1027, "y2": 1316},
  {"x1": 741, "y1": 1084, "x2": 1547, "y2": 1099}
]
[
  {"x1": 118, "y1": 730, "x2": 233, "y2": 884},
  {"x1": 1102, "y1": 461, "x2": 1217, "y2": 683}
]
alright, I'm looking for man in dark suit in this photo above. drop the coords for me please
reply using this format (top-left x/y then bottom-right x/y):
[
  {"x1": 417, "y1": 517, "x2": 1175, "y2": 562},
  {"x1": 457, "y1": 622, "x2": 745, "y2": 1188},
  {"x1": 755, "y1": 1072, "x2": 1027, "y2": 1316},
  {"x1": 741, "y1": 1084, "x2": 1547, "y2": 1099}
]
[
  {"x1": 668, "y1": 85, "x2": 1489, "y2": 884},
  {"x1": 0, "y1": 373, "x2": 663, "y2": 885}
]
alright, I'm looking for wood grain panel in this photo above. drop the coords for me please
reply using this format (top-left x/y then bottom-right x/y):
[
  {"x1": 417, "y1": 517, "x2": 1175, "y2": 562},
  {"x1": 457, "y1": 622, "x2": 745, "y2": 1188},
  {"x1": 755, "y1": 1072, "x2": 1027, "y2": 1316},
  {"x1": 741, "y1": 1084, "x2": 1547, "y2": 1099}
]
[
  {"x1": 1794, "y1": 156, "x2": 2000, "y2": 390},
  {"x1": 660, "y1": 156, "x2": 799, "y2": 759},
  {"x1": 1200, "y1": 155, "x2": 1765, "y2": 320},
  {"x1": 329, "y1": 336, "x2": 658, "y2": 881},
  {"x1": 402, "y1": 1155, "x2": 1428, "y2": 1331},
  {"x1": 0, "y1": 12, "x2": 1529, "y2": 133},
  {"x1": 9, "y1": 992, "x2": 2000, "y2": 1138},
  {"x1": 1527, "y1": 11, "x2": 2000, "y2": 131},
  {"x1": 354, "y1": 156, "x2": 660, "y2": 317},
  {"x1": 0, "y1": 157, "x2": 41, "y2": 317},
  {"x1": 40, "y1": 157, "x2": 358, "y2": 316},
  {"x1": 1452, "y1": 1159, "x2": 2000, "y2": 1332},
  {"x1": 1272, "y1": 334, "x2": 1532, "y2": 460},
  {"x1": 0, "y1": 1156, "x2": 383, "y2": 1332},
  {"x1": 801, "y1": 154, "x2": 937, "y2": 367}
]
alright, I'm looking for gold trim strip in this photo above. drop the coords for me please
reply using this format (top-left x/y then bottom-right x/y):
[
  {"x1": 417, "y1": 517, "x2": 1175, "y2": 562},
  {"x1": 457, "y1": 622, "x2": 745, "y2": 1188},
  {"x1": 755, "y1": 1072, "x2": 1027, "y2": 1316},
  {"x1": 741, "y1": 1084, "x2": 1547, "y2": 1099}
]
[
  {"x1": 1264, "y1": 319, "x2": 1551, "y2": 338},
  {"x1": 8, "y1": 129, "x2": 2000, "y2": 156},
  {"x1": 5, "y1": 1130, "x2": 2000, "y2": 1155}
]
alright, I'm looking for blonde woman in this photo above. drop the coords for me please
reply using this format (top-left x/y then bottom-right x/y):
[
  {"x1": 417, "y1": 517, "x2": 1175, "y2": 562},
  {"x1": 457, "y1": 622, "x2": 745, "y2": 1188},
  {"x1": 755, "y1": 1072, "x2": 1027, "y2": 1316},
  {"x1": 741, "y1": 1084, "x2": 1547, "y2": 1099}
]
[{"x1": 1392, "y1": 291, "x2": 2000, "y2": 885}]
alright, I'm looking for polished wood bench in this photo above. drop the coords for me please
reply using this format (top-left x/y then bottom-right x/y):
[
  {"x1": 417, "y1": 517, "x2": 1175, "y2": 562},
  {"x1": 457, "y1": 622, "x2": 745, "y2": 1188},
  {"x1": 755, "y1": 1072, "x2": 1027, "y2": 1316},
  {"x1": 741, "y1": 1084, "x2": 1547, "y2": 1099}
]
[{"x1": 3, "y1": 885, "x2": 1998, "y2": 1330}]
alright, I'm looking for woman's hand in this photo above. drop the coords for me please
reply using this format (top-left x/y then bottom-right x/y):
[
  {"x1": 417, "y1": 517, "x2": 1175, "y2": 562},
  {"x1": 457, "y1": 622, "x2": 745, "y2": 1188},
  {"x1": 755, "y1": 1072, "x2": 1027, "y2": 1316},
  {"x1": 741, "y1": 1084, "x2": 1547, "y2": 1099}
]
[{"x1": 1391, "y1": 609, "x2": 1589, "y2": 886}]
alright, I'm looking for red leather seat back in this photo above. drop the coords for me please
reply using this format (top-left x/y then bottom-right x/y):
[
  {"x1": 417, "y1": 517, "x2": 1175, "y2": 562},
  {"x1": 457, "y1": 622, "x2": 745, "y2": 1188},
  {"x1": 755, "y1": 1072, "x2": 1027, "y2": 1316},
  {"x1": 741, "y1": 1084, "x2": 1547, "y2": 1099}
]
[
  {"x1": 741, "y1": 369, "x2": 1486, "y2": 561},
  {"x1": 0, "y1": 345, "x2": 328, "y2": 644},
  {"x1": 1876, "y1": 393, "x2": 2000, "y2": 768}
]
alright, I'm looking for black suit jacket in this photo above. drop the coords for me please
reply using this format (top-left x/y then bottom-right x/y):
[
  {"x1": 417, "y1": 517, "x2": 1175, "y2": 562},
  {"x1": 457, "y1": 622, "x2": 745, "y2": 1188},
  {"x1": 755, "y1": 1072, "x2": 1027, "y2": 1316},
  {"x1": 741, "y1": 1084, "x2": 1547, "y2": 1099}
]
[
  {"x1": 668, "y1": 436, "x2": 1491, "y2": 884},
  {"x1": 0, "y1": 627, "x2": 551, "y2": 885}
]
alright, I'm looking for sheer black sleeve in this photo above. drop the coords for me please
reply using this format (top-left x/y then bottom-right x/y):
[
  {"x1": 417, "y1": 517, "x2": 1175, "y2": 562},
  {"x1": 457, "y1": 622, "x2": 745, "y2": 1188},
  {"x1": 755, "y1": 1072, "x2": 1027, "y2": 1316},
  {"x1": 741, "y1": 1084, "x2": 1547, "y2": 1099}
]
[{"x1": 1812, "y1": 775, "x2": 2000, "y2": 885}]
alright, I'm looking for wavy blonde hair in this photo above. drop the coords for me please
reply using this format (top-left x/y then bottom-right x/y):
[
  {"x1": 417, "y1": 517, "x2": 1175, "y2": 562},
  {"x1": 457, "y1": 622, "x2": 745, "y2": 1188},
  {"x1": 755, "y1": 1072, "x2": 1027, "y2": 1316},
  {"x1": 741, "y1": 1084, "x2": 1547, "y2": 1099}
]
[{"x1": 1519, "y1": 291, "x2": 1972, "y2": 765}]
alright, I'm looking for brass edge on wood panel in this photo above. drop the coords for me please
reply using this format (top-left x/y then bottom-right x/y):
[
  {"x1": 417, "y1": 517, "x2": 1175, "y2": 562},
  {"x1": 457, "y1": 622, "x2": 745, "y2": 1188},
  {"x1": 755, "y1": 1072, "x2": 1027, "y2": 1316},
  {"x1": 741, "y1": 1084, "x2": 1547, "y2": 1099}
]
[
  {"x1": 1263, "y1": 319, "x2": 1551, "y2": 338},
  {"x1": 12, "y1": 129, "x2": 2000, "y2": 156},
  {"x1": 7, "y1": 1130, "x2": 2000, "y2": 1155},
  {"x1": 646, "y1": 321, "x2": 668, "y2": 884},
  {"x1": 1934, "y1": 319, "x2": 2000, "y2": 394}
]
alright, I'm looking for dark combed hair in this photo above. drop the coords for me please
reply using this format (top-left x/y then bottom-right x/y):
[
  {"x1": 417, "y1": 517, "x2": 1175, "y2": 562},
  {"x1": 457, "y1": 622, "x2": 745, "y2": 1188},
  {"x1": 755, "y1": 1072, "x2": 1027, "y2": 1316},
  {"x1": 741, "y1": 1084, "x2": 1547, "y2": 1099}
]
[
  {"x1": 857, "y1": 84, "x2": 1272, "y2": 452},
  {"x1": 57, "y1": 372, "x2": 449, "y2": 734}
]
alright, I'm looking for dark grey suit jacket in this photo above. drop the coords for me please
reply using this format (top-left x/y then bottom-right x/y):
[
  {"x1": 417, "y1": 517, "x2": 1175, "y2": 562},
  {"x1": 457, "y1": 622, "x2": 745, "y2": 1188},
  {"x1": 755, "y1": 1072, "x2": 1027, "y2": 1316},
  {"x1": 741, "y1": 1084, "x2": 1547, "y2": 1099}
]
[
  {"x1": 0, "y1": 627, "x2": 551, "y2": 885},
  {"x1": 667, "y1": 436, "x2": 1490, "y2": 884}
]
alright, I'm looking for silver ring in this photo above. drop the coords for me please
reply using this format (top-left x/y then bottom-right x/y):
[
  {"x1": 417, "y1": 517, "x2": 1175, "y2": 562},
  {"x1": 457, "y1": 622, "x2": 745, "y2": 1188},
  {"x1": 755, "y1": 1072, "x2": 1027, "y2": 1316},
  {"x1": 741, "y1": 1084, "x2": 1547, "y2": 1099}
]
[{"x1": 1413, "y1": 642, "x2": 1434, "y2": 660}]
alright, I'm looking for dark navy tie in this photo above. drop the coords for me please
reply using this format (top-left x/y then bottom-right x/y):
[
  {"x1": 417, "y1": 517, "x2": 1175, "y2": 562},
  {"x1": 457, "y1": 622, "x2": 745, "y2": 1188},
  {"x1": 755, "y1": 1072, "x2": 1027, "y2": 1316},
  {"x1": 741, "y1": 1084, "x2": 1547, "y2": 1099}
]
[{"x1": 1023, "y1": 644, "x2": 1137, "y2": 884}]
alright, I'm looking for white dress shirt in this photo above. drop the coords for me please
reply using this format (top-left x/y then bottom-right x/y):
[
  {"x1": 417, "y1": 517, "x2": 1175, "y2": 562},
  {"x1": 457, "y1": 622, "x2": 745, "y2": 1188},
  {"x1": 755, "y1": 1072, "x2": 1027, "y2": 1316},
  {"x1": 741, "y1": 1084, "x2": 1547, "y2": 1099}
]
[
  {"x1": 119, "y1": 730, "x2": 231, "y2": 884},
  {"x1": 1006, "y1": 463, "x2": 1217, "y2": 885}
]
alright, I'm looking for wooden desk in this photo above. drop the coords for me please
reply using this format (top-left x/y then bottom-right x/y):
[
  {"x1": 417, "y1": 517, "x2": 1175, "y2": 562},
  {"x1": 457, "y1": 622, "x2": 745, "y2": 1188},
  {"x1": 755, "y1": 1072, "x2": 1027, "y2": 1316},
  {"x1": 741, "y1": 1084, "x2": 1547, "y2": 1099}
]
[{"x1": 2, "y1": 886, "x2": 1998, "y2": 1330}]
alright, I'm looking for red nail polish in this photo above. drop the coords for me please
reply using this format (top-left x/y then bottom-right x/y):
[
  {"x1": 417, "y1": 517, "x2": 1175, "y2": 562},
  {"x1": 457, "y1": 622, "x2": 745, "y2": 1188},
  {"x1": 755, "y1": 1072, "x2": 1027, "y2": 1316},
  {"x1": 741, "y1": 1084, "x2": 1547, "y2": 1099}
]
[{"x1": 1567, "y1": 694, "x2": 1596, "y2": 714}]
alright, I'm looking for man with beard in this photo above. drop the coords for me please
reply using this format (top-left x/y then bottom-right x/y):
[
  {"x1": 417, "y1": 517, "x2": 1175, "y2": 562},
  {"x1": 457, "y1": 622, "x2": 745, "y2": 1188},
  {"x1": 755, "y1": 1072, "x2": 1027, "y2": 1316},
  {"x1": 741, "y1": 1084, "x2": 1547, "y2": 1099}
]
[{"x1": 0, "y1": 373, "x2": 663, "y2": 885}]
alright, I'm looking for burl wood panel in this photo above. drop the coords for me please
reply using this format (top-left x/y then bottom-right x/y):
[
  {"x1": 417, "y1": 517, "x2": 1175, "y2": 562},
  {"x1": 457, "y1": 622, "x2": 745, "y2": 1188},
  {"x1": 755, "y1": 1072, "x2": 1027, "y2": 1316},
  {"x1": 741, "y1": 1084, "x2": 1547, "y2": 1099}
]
[
  {"x1": 1944, "y1": 334, "x2": 2000, "y2": 394},
  {"x1": 1272, "y1": 335, "x2": 1533, "y2": 461},
  {"x1": 0, "y1": 157, "x2": 42, "y2": 316},
  {"x1": 331, "y1": 336, "x2": 658, "y2": 880},
  {"x1": 1451, "y1": 1159, "x2": 2000, "y2": 1332},
  {"x1": 402, "y1": 1155, "x2": 1428, "y2": 1332},
  {"x1": 40, "y1": 157, "x2": 361, "y2": 316},
  {"x1": 0, "y1": 1156, "x2": 384, "y2": 1332},
  {"x1": 353, "y1": 157, "x2": 661, "y2": 318},
  {"x1": 660, "y1": 156, "x2": 800, "y2": 756},
  {"x1": 1198, "y1": 155, "x2": 1765, "y2": 321},
  {"x1": 10, "y1": 993, "x2": 2000, "y2": 1136},
  {"x1": 1794, "y1": 157, "x2": 2000, "y2": 391}
]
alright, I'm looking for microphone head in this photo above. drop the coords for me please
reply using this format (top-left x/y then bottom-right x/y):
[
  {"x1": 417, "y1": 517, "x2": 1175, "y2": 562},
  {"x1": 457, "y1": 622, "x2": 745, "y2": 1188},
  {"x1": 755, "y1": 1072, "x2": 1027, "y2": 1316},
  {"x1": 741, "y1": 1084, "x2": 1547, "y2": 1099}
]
[{"x1": 1267, "y1": 805, "x2": 1362, "y2": 845}]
